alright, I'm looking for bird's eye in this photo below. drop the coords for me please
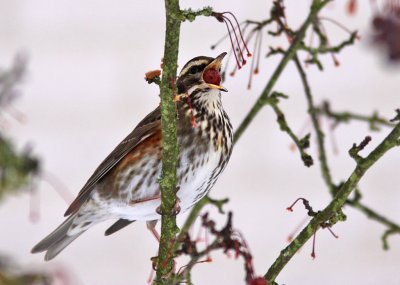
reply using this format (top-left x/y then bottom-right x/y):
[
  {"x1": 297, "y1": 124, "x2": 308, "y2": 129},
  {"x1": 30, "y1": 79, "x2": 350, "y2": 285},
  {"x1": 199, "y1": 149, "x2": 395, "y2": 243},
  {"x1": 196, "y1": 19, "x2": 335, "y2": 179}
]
[{"x1": 189, "y1": 66, "x2": 200, "y2": 74}]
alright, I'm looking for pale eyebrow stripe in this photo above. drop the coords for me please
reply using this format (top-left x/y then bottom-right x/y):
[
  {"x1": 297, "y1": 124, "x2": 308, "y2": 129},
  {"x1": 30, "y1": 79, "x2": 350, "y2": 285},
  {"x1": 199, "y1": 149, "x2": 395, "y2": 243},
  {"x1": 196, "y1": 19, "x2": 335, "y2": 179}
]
[{"x1": 180, "y1": 59, "x2": 209, "y2": 76}]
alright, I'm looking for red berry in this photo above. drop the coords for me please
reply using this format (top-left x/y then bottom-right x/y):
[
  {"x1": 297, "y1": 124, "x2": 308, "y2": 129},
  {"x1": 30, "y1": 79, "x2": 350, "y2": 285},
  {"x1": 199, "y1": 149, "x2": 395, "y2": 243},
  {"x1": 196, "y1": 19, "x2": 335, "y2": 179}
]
[{"x1": 203, "y1": 68, "x2": 221, "y2": 86}]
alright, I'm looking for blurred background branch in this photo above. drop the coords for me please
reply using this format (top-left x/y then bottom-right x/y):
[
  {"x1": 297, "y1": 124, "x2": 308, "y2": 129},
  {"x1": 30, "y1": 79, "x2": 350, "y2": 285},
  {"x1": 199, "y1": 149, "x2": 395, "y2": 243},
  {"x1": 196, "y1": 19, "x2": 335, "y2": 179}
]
[
  {"x1": 0, "y1": 56, "x2": 52, "y2": 285},
  {"x1": 0, "y1": 55, "x2": 39, "y2": 201}
]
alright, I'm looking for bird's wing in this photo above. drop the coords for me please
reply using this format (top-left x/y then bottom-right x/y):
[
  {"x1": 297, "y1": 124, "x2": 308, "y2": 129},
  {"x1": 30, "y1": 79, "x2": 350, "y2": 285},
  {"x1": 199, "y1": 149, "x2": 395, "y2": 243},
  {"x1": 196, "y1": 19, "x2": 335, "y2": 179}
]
[{"x1": 64, "y1": 106, "x2": 161, "y2": 216}]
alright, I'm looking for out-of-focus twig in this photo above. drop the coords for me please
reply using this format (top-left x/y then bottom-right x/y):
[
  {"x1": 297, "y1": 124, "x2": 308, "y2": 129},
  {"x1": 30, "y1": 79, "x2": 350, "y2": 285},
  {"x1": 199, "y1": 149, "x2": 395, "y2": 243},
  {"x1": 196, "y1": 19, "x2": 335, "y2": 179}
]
[{"x1": 316, "y1": 101, "x2": 395, "y2": 131}]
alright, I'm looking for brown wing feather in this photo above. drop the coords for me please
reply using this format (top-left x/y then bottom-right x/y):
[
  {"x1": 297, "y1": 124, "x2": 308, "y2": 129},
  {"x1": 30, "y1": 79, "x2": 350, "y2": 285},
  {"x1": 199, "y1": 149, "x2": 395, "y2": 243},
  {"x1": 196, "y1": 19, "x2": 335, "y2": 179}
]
[{"x1": 64, "y1": 106, "x2": 161, "y2": 216}]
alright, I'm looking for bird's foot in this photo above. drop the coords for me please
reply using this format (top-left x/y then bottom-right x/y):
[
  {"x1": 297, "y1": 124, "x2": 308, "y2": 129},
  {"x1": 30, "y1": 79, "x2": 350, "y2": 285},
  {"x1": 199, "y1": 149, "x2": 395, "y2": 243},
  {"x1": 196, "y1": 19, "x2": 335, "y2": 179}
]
[{"x1": 155, "y1": 197, "x2": 181, "y2": 216}]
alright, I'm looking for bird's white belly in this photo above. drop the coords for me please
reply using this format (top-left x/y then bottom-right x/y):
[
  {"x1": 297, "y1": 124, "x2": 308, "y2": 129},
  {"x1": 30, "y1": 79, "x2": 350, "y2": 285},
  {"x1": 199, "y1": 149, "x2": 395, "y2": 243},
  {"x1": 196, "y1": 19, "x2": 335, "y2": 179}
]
[
  {"x1": 177, "y1": 146, "x2": 222, "y2": 209},
  {"x1": 106, "y1": 145, "x2": 222, "y2": 222}
]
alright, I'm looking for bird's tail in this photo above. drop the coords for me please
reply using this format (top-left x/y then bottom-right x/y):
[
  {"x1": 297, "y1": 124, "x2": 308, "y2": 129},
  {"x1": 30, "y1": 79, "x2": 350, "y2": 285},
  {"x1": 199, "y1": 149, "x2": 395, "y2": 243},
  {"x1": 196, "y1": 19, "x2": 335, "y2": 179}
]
[{"x1": 31, "y1": 213, "x2": 85, "y2": 261}]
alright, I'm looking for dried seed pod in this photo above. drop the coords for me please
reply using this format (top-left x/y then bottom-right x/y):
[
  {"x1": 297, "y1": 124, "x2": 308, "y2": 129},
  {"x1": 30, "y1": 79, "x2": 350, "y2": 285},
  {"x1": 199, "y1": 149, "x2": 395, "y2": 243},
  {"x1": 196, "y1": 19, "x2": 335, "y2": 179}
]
[{"x1": 144, "y1": 69, "x2": 161, "y2": 81}]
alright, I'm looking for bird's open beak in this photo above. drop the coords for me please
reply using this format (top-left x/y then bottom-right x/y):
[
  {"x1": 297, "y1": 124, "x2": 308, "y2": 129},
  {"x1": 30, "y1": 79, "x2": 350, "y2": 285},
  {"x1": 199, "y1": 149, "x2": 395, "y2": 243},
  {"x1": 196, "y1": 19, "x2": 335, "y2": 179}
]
[{"x1": 203, "y1": 52, "x2": 228, "y2": 92}]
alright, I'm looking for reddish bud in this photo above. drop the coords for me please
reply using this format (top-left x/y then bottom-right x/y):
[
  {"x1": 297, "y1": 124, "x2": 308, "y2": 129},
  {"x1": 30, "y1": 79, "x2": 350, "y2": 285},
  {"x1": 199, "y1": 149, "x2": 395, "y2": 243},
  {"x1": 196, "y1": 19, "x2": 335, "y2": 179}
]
[
  {"x1": 333, "y1": 58, "x2": 341, "y2": 67},
  {"x1": 311, "y1": 229, "x2": 317, "y2": 259},
  {"x1": 215, "y1": 14, "x2": 225, "y2": 23},
  {"x1": 346, "y1": 0, "x2": 357, "y2": 15}
]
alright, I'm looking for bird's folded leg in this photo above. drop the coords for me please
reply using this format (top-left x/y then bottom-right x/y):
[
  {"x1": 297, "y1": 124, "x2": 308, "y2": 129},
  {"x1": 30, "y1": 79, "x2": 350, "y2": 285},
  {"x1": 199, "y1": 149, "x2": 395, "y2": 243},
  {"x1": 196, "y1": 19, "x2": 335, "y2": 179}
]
[
  {"x1": 146, "y1": 220, "x2": 160, "y2": 242},
  {"x1": 129, "y1": 195, "x2": 160, "y2": 205}
]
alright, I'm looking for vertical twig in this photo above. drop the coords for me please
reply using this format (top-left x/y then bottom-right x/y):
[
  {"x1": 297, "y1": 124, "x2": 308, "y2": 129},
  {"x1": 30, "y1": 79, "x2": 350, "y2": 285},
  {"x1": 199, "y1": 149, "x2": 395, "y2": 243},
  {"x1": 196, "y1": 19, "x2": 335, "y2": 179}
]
[
  {"x1": 293, "y1": 54, "x2": 335, "y2": 193},
  {"x1": 155, "y1": 0, "x2": 181, "y2": 282}
]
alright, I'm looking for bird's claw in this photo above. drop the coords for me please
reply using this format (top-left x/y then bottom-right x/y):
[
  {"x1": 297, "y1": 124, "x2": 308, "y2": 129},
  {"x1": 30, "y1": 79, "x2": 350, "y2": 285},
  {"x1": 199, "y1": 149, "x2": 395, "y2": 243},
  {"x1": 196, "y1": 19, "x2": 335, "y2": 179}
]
[
  {"x1": 172, "y1": 198, "x2": 181, "y2": 216},
  {"x1": 155, "y1": 197, "x2": 181, "y2": 216}
]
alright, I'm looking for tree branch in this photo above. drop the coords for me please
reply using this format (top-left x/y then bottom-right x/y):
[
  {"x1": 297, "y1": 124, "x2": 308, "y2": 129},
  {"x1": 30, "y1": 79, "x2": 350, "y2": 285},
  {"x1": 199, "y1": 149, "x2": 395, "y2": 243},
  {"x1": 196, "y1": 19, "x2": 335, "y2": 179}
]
[
  {"x1": 179, "y1": 7, "x2": 213, "y2": 22},
  {"x1": 180, "y1": 0, "x2": 331, "y2": 245},
  {"x1": 233, "y1": 0, "x2": 331, "y2": 144},
  {"x1": 294, "y1": 55, "x2": 400, "y2": 245},
  {"x1": 346, "y1": 189, "x2": 400, "y2": 250},
  {"x1": 154, "y1": 0, "x2": 181, "y2": 282},
  {"x1": 265, "y1": 122, "x2": 400, "y2": 283},
  {"x1": 265, "y1": 92, "x2": 313, "y2": 167},
  {"x1": 316, "y1": 101, "x2": 395, "y2": 131},
  {"x1": 300, "y1": 31, "x2": 359, "y2": 55},
  {"x1": 293, "y1": 54, "x2": 336, "y2": 194}
]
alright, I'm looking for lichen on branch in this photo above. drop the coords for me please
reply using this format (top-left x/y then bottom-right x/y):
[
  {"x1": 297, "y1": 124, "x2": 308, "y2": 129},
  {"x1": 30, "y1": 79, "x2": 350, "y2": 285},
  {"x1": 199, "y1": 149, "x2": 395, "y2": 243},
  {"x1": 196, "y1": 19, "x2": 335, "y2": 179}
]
[{"x1": 154, "y1": 0, "x2": 181, "y2": 282}]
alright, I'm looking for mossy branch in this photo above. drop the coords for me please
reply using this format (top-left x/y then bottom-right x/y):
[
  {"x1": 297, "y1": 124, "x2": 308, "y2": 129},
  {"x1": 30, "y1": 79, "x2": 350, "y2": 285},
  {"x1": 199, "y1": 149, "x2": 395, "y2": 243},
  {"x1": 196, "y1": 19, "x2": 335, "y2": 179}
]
[
  {"x1": 153, "y1": 2, "x2": 220, "y2": 283},
  {"x1": 154, "y1": 0, "x2": 181, "y2": 282},
  {"x1": 180, "y1": 7, "x2": 213, "y2": 22}
]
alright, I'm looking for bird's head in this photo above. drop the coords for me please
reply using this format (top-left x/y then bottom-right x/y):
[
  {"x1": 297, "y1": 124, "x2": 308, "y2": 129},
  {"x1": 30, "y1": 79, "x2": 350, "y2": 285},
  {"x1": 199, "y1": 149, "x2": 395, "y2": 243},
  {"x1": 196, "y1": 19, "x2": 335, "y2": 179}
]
[{"x1": 176, "y1": 52, "x2": 227, "y2": 96}]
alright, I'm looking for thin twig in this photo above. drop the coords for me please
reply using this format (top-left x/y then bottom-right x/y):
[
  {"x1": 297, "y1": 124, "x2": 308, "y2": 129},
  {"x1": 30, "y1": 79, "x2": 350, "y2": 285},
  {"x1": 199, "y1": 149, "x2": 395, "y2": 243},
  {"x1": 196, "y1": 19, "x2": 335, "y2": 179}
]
[
  {"x1": 346, "y1": 190, "x2": 400, "y2": 249},
  {"x1": 265, "y1": 122, "x2": 400, "y2": 283},
  {"x1": 316, "y1": 101, "x2": 395, "y2": 131},
  {"x1": 294, "y1": 54, "x2": 400, "y2": 244},
  {"x1": 234, "y1": 0, "x2": 331, "y2": 144},
  {"x1": 293, "y1": 54, "x2": 336, "y2": 194},
  {"x1": 265, "y1": 92, "x2": 313, "y2": 167}
]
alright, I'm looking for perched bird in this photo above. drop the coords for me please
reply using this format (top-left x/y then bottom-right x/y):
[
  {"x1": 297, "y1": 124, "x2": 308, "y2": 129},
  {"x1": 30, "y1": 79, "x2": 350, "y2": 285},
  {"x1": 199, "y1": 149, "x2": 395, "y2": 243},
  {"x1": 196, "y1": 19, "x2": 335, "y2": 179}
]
[{"x1": 31, "y1": 52, "x2": 233, "y2": 261}]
